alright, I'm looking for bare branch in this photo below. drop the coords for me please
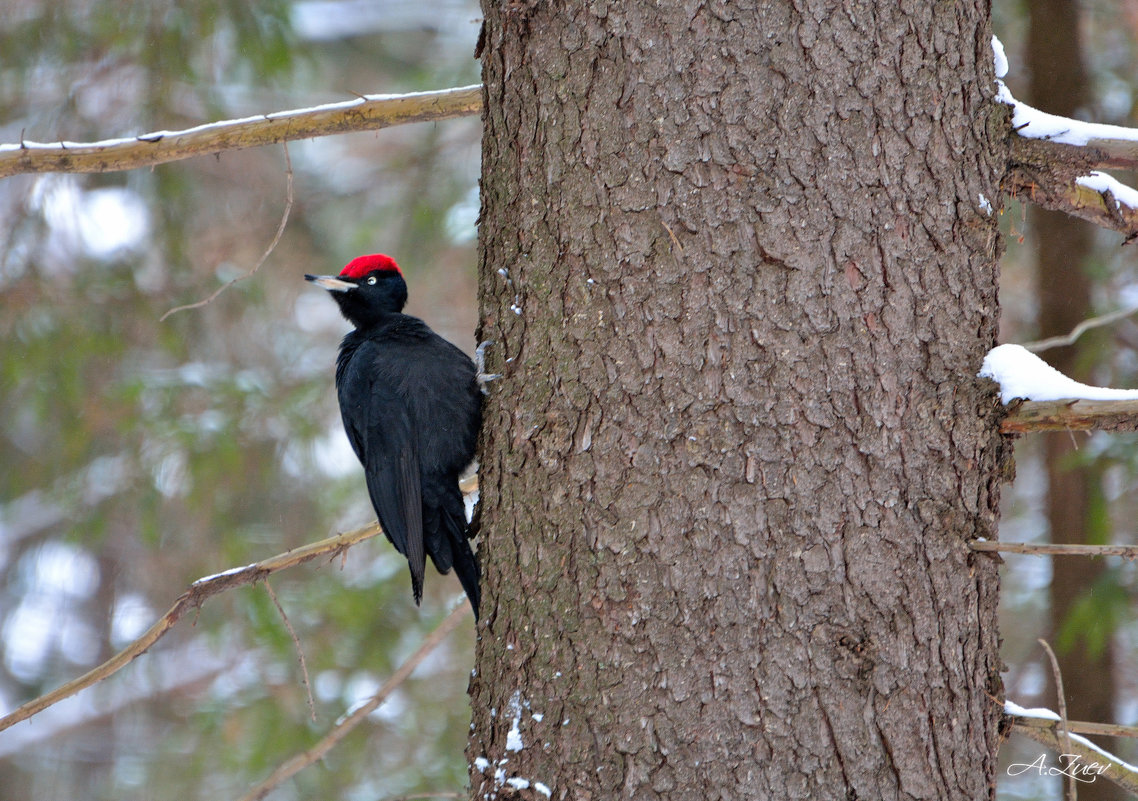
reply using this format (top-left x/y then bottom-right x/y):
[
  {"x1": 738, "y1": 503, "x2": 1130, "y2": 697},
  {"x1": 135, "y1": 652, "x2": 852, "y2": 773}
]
[
  {"x1": 0, "y1": 85, "x2": 482, "y2": 179},
  {"x1": 969, "y1": 541, "x2": 1138, "y2": 559},
  {"x1": 1037, "y1": 640, "x2": 1075, "y2": 801},
  {"x1": 999, "y1": 398, "x2": 1138, "y2": 434},
  {"x1": 238, "y1": 604, "x2": 472, "y2": 801},
  {"x1": 264, "y1": 579, "x2": 316, "y2": 723},
  {"x1": 0, "y1": 642, "x2": 232, "y2": 758},
  {"x1": 1070, "y1": 137, "x2": 1138, "y2": 168},
  {"x1": 1013, "y1": 716, "x2": 1138, "y2": 740},
  {"x1": 1026, "y1": 305, "x2": 1138, "y2": 352},
  {"x1": 159, "y1": 143, "x2": 295, "y2": 321},
  {"x1": 0, "y1": 520, "x2": 384, "y2": 732},
  {"x1": 1008, "y1": 714, "x2": 1138, "y2": 796}
]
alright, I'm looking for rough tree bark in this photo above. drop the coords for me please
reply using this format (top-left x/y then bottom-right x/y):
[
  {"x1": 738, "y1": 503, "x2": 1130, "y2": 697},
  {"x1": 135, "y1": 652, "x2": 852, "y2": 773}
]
[{"x1": 471, "y1": 2, "x2": 1007, "y2": 799}]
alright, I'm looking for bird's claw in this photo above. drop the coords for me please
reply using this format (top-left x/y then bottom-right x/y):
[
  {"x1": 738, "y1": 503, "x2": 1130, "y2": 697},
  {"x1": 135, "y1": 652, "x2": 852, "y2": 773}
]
[{"x1": 475, "y1": 340, "x2": 501, "y2": 394}]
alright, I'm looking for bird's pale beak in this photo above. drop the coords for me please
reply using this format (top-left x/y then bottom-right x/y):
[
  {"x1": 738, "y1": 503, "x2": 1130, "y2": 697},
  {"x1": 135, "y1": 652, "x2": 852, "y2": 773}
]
[{"x1": 305, "y1": 274, "x2": 356, "y2": 292}]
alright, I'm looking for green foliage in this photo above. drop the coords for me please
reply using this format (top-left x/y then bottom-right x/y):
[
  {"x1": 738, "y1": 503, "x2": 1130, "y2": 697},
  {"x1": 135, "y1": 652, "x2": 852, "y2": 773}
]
[
  {"x1": 1056, "y1": 571, "x2": 1129, "y2": 660},
  {"x1": 0, "y1": 1, "x2": 482, "y2": 799}
]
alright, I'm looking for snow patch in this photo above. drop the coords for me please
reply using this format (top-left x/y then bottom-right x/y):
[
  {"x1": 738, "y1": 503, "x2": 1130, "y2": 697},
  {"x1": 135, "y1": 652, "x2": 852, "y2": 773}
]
[
  {"x1": 506, "y1": 689, "x2": 525, "y2": 752},
  {"x1": 1004, "y1": 700, "x2": 1060, "y2": 721},
  {"x1": 1005, "y1": 700, "x2": 1138, "y2": 775},
  {"x1": 991, "y1": 35, "x2": 1009, "y2": 78},
  {"x1": 1077, "y1": 171, "x2": 1138, "y2": 209},
  {"x1": 474, "y1": 747, "x2": 553, "y2": 799},
  {"x1": 192, "y1": 563, "x2": 255, "y2": 585},
  {"x1": 472, "y1": 692, "x2": 555, "y2": 797},
  {"x1": 979, "y1": 344, "x2": 1138, "y2": 403},
  {"x1": 996, "y1": 81, "x2": 1138, "y2": 147},
  {"x1": 991, "y1": 51, "x2": 1138, "y2": 218}
]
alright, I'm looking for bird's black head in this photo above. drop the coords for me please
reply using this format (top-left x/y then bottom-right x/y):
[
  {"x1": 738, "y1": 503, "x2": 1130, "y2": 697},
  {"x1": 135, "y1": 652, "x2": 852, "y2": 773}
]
[{"x1": 305, "y1": 253, "x2": 408, "y2": 329}]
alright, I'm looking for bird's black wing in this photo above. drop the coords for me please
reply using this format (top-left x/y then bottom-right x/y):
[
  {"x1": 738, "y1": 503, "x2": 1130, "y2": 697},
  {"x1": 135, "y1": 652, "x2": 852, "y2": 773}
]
[{"x1": 337, "y1": 338, "x2": 427, "y2": 603}]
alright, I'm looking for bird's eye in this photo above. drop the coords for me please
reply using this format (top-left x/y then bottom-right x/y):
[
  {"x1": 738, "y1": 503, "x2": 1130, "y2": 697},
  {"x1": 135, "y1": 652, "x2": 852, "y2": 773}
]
[{"x1": 367, "y1": 276, "x2": 377, "y2": 285}]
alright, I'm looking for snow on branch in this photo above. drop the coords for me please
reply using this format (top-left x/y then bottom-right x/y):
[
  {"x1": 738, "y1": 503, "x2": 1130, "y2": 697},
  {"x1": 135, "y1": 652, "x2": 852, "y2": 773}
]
[
  {"x1": 980, "y1": 344, "x2": 1138, "y2": 404},
  {"x1": 1005, "y1": 701, "x2": 1138, "y2": 796},
  {"x1": 999, "y1": 85, "x2": 1138, "y2": 159},
  {"x1": 993, "y1": 35, "x2": 1138, "y2": 239},
  {"x1": 978, "y1": 344, "x2": 1138, "y2": 433},
  {"x1": 0, "y1": 85, "x2": 482, "y2": 179},
  {"x1": 1005, "y1": 154, "x2": 1138, "y2": 242}
]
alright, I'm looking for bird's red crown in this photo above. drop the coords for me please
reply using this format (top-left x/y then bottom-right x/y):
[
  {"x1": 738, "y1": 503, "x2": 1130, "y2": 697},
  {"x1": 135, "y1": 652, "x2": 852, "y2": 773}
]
[{"x1": 340, "y1": 253, "x2": 401, "y2": 280}]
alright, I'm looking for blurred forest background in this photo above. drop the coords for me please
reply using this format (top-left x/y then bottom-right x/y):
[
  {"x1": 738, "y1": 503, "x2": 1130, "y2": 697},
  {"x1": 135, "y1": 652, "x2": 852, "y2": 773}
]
[
  {"x1": 1, "y1": 1, "x2": 481, "y2": 799},
  {"x1": 0, "y1": 1, "x2": 1136, "y2": 800}
]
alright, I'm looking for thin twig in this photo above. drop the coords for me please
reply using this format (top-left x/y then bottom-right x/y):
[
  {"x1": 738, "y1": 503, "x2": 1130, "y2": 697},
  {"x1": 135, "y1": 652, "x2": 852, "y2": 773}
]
[
  {"x1": 1039, "y1": 639, "x2": 1076, "y2": 801},
  {"x1": 263, "y1": 579, "x2": 316, "y2": 723},
  {"x1": 1010, "y1": 717, "x2": 1138, "y2": 795},
  {"x1": 969, "y1": 541, "x2": 1138, "y2": 559},
  {"x1": 237, "y1": 604, "x2": 472, "y2": 801},
  {"x1": 1012, "y1": 716, "x2": 1138, "y2": 740},
  {"x1": 160, "y1": 143, "x2": 294, "y2": 321},
  {"x1": 1026, "y1": 305, "x2": 1138, "y2": 352},
  {"x1": 0, "y1": 520, "x2": 384, "y2": 732},
  {"x1": 660, "y1": 219, "x2": 684, "y2": 254},
  {"x1": 0, "y1": 85, "x2": 482, "y2": 179},
  {"x1": 1012, "y1": 725, "x2": 1138, "y2": 795}
]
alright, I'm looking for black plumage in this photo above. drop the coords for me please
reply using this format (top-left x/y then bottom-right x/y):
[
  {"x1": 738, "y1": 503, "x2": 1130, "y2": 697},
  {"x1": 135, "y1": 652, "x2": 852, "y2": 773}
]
[{"x1": 306, "y1": 254, "x2": 481, "y2": 617}]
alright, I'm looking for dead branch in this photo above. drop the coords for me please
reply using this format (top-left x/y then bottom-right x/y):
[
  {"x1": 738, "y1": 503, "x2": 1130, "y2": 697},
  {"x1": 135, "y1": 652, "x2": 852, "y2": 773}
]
[
  {"x1": 264, "y1": 579, "x2": 316, "y2": 722},
  {"x1": 159, "y1": 143, "x2": 295, "y2": 321},
  {"x1": 999, "y1": 398, "x2": 1138, "y2": 434},
  {"x1": 1008, "y1": 714, "x2": 1138, "y2": 796},
  {"x1": 0, "y1": 520, "x2": 383, "y2": 733},
  {"x1": 1026, "y1": 305, "x2": 1138, "y2": 352},
  {"x1": 1038, "y1": 639, "x2": 1075, "y2": 801},
  {"x1": 0, "y1": 85, "x2": 482, "y2": 179},
  {"x1": 238, "y1": 603, "x2": 472, "y2": 801},
  {"x1": 1011, "y1": 128, "x2": 1138, "y2": 174},
  {"x1": 1006, "y1": 166, "x2": 1138, "y2": 242},
  {"x1": 1013, "y1": 716, "x2": 1138, "y2": 740},
  {"x1": 969, "y1": 541, "x2": 1138, "y2": 559}
]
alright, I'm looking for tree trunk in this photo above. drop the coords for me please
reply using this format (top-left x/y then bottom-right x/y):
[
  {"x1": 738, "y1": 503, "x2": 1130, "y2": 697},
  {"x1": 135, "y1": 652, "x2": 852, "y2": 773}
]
[{"x1": 471, "y1": 3, "x2": 1008, "y2": 799}]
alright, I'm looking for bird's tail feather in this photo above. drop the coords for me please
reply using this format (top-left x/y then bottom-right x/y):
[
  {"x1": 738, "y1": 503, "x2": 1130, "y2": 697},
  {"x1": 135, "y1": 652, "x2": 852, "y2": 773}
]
[
  {"x1": 451, "y1": 528, "x2": 481, "y2": 620},
  {"x1": 425, "y1": 495, "x2": 481, "y2": 619}
]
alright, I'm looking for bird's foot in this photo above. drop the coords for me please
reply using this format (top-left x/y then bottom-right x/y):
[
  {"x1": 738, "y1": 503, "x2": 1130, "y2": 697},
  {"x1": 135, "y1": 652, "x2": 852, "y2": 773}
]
[{"x1": 475, "y1": 340, "x2": 502, "y2": 394}]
